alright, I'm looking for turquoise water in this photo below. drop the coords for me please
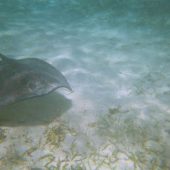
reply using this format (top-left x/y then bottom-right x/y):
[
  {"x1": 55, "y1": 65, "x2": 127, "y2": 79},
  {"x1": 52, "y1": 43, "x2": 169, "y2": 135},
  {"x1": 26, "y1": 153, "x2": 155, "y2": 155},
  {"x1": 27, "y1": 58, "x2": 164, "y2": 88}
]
[{"x1": 0, "y1": 0, "x2": 170, "y2": 169}]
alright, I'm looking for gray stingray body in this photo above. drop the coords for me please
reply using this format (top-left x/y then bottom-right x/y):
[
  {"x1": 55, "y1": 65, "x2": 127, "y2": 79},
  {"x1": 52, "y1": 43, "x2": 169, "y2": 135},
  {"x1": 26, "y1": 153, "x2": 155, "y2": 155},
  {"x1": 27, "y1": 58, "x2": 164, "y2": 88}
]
[{"x1": 0, "y1": 53, "x2": 72, "y2": 108}]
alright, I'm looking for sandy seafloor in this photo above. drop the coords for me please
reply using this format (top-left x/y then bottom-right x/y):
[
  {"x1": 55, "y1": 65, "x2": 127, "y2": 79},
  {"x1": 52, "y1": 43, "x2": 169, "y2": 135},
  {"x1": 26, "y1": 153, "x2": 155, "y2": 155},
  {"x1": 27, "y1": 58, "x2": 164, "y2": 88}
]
[{"x1": 0, "y1": 0, "x2": 170, "y2": 170}]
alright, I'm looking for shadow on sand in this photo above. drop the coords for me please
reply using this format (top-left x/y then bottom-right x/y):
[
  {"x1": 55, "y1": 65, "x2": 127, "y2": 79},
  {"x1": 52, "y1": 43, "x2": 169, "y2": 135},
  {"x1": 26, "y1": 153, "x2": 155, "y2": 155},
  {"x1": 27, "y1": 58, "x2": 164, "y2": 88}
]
[{"x1": 0, "y1": 92, "x2": 72, "y2": 126}]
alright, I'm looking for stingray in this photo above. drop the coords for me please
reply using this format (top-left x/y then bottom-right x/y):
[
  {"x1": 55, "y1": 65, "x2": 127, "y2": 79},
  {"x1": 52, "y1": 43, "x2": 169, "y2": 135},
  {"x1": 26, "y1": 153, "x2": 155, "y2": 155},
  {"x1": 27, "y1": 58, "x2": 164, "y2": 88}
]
[{"x1": 0, "y1": 53, "x2": 72, "y2": 108}]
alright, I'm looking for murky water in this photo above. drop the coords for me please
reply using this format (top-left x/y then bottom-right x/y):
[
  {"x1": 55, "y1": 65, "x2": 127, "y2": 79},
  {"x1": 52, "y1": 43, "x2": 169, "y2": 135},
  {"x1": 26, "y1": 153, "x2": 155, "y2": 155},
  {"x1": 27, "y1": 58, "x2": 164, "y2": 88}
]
[{"x1": 0, "y1": 0, "x2": 170, "y2": 169}]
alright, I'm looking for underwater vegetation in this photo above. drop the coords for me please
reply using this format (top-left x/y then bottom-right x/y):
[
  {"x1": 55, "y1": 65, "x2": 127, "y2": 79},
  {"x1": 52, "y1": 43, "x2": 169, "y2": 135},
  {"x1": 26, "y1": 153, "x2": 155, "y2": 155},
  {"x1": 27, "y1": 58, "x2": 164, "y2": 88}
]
[
  {"x1": 45, "y1": 121, "x2": 77, "y2": 148},
  {"x1": 96, "y1": 107, "x2": 170, "y2": 170},
  {"x1": 0, "y1": 106, "x2": 169, "y2": 170}
]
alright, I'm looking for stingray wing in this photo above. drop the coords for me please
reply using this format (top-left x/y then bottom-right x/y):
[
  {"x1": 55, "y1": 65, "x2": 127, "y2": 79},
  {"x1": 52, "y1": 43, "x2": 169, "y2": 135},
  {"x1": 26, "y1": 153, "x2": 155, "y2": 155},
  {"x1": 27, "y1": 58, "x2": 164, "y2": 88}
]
[{"x1": 0, "y1": 54, "x2": 72, "y2": 107}]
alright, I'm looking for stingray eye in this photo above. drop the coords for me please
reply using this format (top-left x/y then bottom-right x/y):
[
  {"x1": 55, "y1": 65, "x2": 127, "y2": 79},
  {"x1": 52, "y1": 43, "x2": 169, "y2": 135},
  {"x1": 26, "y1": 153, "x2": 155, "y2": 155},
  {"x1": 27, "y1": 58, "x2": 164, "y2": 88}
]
[
  {"x1": 20, "y1": 77, "x2": 34, "y2": 89},
  {"x1": 27, "y1": 81, "x2": 35, "y2": 90}
]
